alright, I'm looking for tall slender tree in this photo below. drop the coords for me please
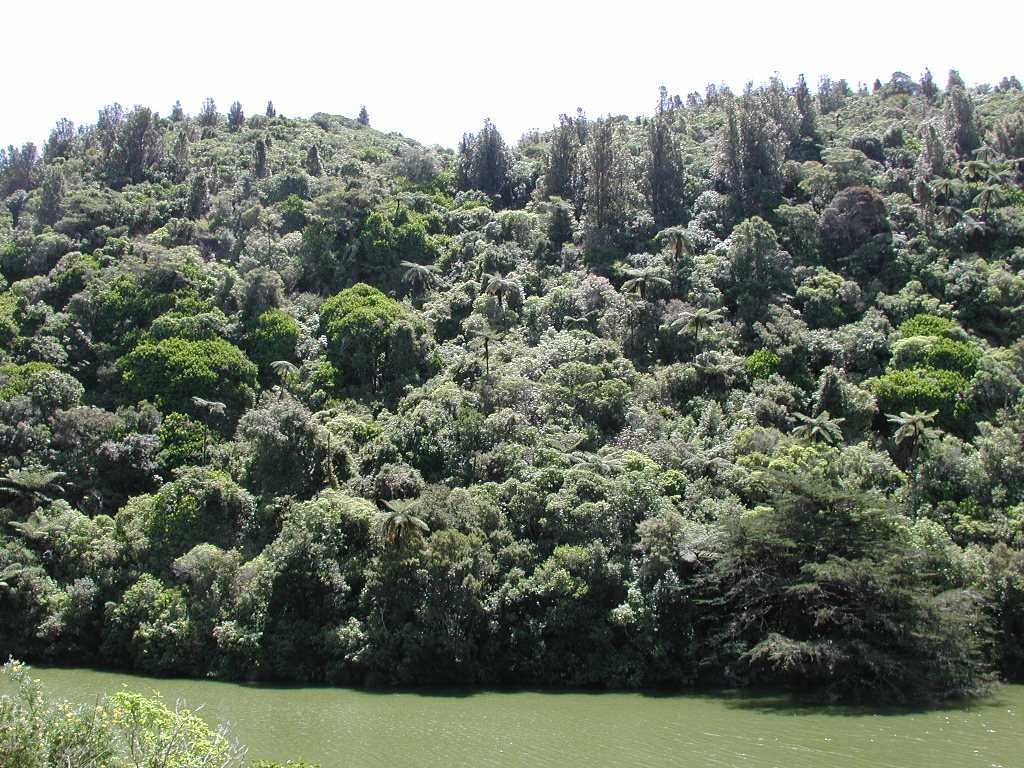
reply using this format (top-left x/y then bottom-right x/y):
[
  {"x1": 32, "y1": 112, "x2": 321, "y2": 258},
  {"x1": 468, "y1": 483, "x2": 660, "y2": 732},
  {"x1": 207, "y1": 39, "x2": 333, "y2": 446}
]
[{"x1": 457, "y1": 119, "x2": 511, "y2": 205}]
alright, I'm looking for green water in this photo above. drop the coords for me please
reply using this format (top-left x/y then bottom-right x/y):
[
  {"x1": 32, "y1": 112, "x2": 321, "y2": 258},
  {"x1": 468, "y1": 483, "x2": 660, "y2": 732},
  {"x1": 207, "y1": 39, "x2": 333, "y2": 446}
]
[{"x1": 11, "y1": 667, "x2": 1022, "y2": 768}]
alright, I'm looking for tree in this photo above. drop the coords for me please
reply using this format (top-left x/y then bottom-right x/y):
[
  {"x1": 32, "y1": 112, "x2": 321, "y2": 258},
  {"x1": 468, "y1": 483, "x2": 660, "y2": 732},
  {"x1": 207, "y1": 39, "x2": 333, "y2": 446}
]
[
  {"x1": 0, "y1": 142, "x2": 39, "y2": 196},
  {"x1": 97, "y1": 105, "x2": 163, "y2": 187},
  {"x1": 566, "y1": 450, "x2": 626, "y2": 476},
  {"x1": 888, "y1": 409, "x2": 943, "y2": 474},
  {"x1": 582, "y1": 118, "x2": 629, "y2": 247},
  {"x1": 305, "y1": 144, "x2": 322, "y2": 176},
  {"x1": 186, "y1": 172, "x2": 210, "y2": 218},
  {"x1": 0, "y1": 468, "x2": 65, "y2": 515},
  {"x1": 254, "y1": 138, "x2": 268, "y2": 178},
  {"x1": 715, "y1": 216, "x2": 792, "y2": 320},
  {"x1": 401, "y1": 260, "x2": 440, "y2": 294},
  {"x1": 655, "y1": 226, "x2": 695, "y2": 264},
  {"x1": 646, "y1": 116, "x2": 685, "y2": 226},
  {"x1": 944, "y1": 74, "x2": 980, "y2": 158},
  {"x1": 357, "y1": 106, "x2": 370, "y2": 126},
  {"x1": 718, "y1": 90, "x2": 786, "y2": 217},
  {"x1": 227, "y1": 101, "x2": 245, "y2": 130},
  {"x1": 171, "y1": 126, "x2": 191, "y2": 183},
  {"x1": 932, "y1": 176, "x2": 961, "y2": 201},
  {"x1": 197, "y1": 97, "x2": 220, "y2": 127},
  {"x1": 621, "y1": 268, "x2": 670, "y2": 301},
  {"x1": 936, "y1": 204, "x2": 964, "y2": 228},
  {"x1": 993, "y1": 114, "x2": 1024, "y2": 158},
  {"x1": 791, "y1": 410, "x2": 846, "y2": 445},
  {"x1": 794, "y1": 73, "x2": 818, "y2": 140},
  {"x1": 484, "y1": 272, "x2": 521, "y2": 309},
  {"x1": 540, "y1": 114, "x2": 582, "y2": 203},
  {"x1": 270, "y1": 359, "x2": 299, "y2": 386},
  {"x1": 234, "y1": 390, "x2": 345, "y2": 499},
  {"x1": 374, "y1": 498, "x2": 429, "y2": 549},
  {"x1": 37, "y1": 165, "x2": 66, "y2": 226},
  {"x1": 266, "y1": 101, "x2": 276, "y2": 118},
  {"x1": 961, "y1": 159, "x2": 990, "y2": 181},
  {"x1": 246, "y1": 308, "x2": 301, "y2": 377},
  {"x1": 4, "y1": 189, "x2": 28, "y2": 227},
  {"x1": 920, "y1": 68, "x2": 938, "y2": 102},
  {"x1": 672, "y1": 307, "x2": 722, "y2": 355},
  {"x1": 320, "y1": 283, "x2": 434, "y2": 393},
  {"x1": 43, "y1": 117, "x2": 75, "y2": 160},
  {"x1": 818, "y1": 186, "x2": 889, "y2": 273},
  {"x1": 116, "y1": 467, "x2": 255, "y2": 568},
  {"x1": 973, "y1": 183, "x2": 1007, "y2": 213},
  {"x1": 117, "y1": 336, "x2": 258, "y2": 413},
  {"x1": 470, "y1": 325, "x2": 501, "y2": 375},
  {"x1": 457, "y1": 119, "x2": 511, "y2": 205},
  {"x1": 705, "y1": 469, "x2": 989, "y2": 702}
]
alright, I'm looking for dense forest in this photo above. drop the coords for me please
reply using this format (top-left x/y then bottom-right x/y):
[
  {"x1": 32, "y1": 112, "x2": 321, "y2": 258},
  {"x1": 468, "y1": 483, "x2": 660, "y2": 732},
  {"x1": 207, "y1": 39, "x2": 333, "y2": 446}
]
[{"x1": 2, "y1": 69, "x2": 1023, "y2": 705}]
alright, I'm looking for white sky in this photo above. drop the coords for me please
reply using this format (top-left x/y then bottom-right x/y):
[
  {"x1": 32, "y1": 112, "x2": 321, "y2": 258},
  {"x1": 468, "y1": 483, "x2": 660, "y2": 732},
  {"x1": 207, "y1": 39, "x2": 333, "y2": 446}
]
[{"x1": 5, "y1": 1, "x2": 1023, "y2": 151}]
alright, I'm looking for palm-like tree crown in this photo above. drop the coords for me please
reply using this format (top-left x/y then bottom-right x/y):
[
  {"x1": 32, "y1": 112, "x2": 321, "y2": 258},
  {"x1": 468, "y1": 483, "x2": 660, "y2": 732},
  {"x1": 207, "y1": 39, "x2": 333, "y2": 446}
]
[
  {"x1": 375, "y1": 498, "x2": 429, "y2": 548},
  {"x1": 0, "y1": 469, "x2": 65, "y2": 513},
  {"x1": 484, "y1": 273, "x2": 519, "y2": 308},
  {"x1": 621, "y1": 268, "x2": 670, "y2": 300},
  {"x1": 654, "y1": 226, "x2": 695, "y2": 262},
  {"x1": 888, "y1": 410, "x2": 943, "y2": 446},
  {"x1": 792, "y1": 410, "x2": 846, "y2": 445},
  {"x1": 401, "y1": 261, "x2": 440, "y2": 293}
]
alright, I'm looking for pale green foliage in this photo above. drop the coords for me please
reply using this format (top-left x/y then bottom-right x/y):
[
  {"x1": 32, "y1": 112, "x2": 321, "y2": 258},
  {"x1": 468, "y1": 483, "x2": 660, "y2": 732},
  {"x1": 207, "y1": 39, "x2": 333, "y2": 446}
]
[{"x1": 0, "y1": 660, "x2": 245, "y2": 768}]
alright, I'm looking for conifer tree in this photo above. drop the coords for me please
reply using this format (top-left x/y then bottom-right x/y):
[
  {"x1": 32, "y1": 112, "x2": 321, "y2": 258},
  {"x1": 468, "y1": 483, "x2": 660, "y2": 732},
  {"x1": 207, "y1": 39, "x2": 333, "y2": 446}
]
[
  {"x1": 944, "y1": 73, "x2": 980, "y2": 158},
  {"x1": 254, "y1": 138, "x2": 268, "y2": 179},
  {"x1": 171, "y1": 127, "x2": 191, "y2": 183},
  {"x1": 457, "y1": 119, "x2": 511, "y2": 205},
  {"x1": 920, "y1": 68, "x2": 938, "y2": 102},
  {"x1": 646, "y1": 116, "x2": 685, "y2": 226},
  {"x1": 198, "y1": 98, "x2": 220, "y2": 127},
  {"x1": 794, "y1": 74, "x2": 817, "y2": 138},
  {"x1": 306, "y1": 144, "x2": 322, "y2": 176},
  {"x1": 187, "y1": 172, "x2": 210, "y2": 218},
  {"x1": 227, "y1": 101, "x2": 245, "y2": 131},
  {"x1": 540, "y1": 114, "x2": 581, "y2": 203},
  {"x1": 43, "y1": 118, "x2": 75, "y2": 160},
  {"x1": 582, "y1": 118, "x2": 628, "y2": 246},
  {"x1": 37, "y1": 165, "x2": 66, "y2": 226},
  {"x1": 0, "y1": 142, "x2": 39, "y2": 196}
]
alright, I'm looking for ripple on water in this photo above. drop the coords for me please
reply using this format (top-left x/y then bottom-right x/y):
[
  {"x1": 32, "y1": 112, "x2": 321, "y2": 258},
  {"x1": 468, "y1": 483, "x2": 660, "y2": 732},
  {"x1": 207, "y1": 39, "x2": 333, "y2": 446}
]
[{"x1": 8, "y1": 670, "x2": 1021, "y2": 768}]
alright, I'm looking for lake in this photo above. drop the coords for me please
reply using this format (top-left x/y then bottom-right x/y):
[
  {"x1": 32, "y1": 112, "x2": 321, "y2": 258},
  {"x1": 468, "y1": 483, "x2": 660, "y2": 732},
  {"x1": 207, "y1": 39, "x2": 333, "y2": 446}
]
[{"x1": 11, "y1": 666, "x2": 1021, "y2": 768}]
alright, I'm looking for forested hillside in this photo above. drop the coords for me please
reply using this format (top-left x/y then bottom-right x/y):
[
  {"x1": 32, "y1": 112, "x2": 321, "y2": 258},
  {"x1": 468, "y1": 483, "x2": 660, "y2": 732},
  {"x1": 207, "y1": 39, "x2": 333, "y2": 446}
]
[{"x1": 2, "y1": 70, "x2": 1024, "y2": 703}]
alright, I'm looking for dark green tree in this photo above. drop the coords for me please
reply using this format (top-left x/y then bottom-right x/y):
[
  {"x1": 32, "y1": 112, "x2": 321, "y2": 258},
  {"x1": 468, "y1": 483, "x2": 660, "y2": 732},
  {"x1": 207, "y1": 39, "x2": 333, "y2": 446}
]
[
  {"x1": 320, "y1": 283, "x2": 433, "y2": 394},
  {"x1": 705, "y1": 470, "x2": 990, "y2": 702},
  {"x1": 540, "y1": 114, "x2": 582, "y2": 203},
  {"x1": 794, "y1": 73, "x2": 818, "y2": 139},
  {"x1": 227, "y1": 101, "x2": 245, "y2": 131},
  {"x1": 920, "y1": 68, "x2": 938, "y2": 101},
  {"x1": 944, "y1": 73, "x2": 981, "y2": 158},
  {"x1": 0, "y1": 142, "x2": 39, "y2": 196},
  {"x1": 197, "y1": 98, "x2": 220, "y2": 127},
  {"x1": 582, "y1": 118, "x2": 628, "y2": 247},
  {"x1": 253, "y1": 138, "x2": 268, "y2": 178},
  {"x1": 457, "y1": 119, "x2": 511, "y2": 205},
  {"x1": 646, "y1": 117, "x2": 685, "y2": 226}
]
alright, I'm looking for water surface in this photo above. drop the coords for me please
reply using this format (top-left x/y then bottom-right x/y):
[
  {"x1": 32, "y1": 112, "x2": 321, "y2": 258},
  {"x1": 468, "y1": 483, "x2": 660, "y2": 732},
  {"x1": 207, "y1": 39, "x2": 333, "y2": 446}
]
[{"x1": 13, "y1": 667, "x2": 1021, "y2": 768}]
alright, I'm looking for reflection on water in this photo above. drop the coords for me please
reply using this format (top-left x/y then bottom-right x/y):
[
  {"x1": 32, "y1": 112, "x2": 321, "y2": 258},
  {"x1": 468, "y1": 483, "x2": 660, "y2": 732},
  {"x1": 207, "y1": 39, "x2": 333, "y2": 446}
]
[{"x1": 9, "y1": 667, "x2": 1020, "y2": 768}]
